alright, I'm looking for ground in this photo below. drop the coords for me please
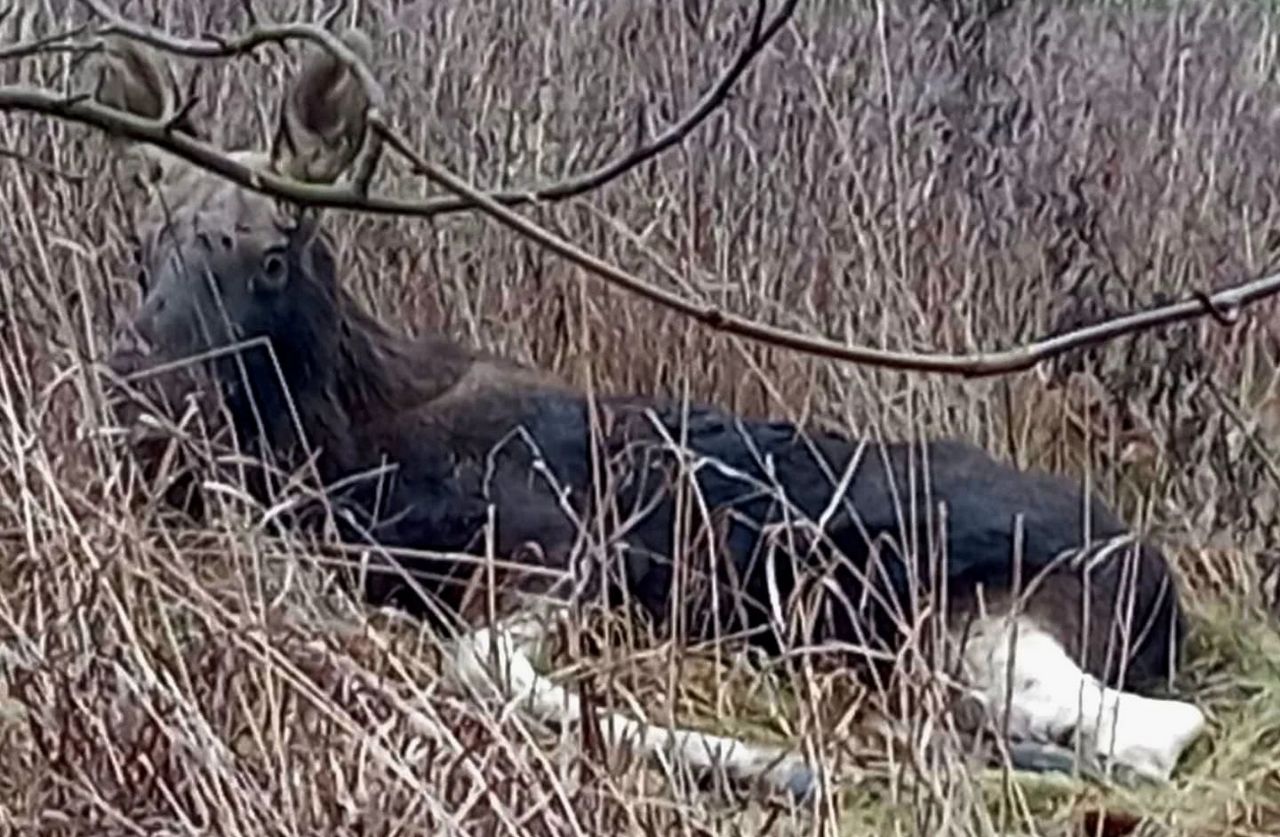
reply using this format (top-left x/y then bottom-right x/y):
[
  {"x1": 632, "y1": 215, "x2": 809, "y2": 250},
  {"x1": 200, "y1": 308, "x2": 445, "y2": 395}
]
[{"x1": 1, "y1": 0, "x2": 1279, "y2": 834}]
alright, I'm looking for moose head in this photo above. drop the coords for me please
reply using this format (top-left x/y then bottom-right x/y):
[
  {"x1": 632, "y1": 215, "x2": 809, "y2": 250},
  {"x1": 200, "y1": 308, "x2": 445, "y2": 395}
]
[{"x1": 93, "y1": 32, "x2": 398, "y2": 471}]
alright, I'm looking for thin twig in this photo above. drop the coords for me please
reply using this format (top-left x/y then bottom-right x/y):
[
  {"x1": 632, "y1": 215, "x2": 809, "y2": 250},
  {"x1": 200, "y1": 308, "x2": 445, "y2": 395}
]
[
  {"x1": 0, "y1": 25, "x2": 90, "y2": 61},
  {"x1": 1, "y1": 81, "x2": 1276, "y2": 377},
  {"x1": 377, "y1": 120, "x2": 1280, "y2": 377},
  {"x1": 6, "y1": 5, "x2": 1279, "y2": 376},
  {"x1": 489, "y1": 0, "x2": 799, "y2": 208},
  {"x1": 76, "y1": 0, "x2": 387, "y2": 113},
  {"x1": 72, "y1": 0, "x2": 793, "y2": 213}
]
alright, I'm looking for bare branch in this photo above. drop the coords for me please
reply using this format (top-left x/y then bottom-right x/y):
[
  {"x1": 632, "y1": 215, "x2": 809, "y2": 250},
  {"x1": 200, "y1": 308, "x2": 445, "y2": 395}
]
[
  {"x1": 162, "y1": 68, "x2": 202, "y2": 134},
  {"x1": 76, "y1": 0, "x2": 387, "y2": 114},
  {"x1": 0, "y1": 84, "x2": 407, "y2": 208},
  {"x1": 350, "y1": 129, "x2": 383, "y2": 197},
  {"x1": 3, "y1": 4, "x2": 1275, "y2": 378},
  {"x1": 70, "y1": 0, "x2": 794, "y2": 215},
  {"x1": 452, "y1": 0, "x2": 799, "y2": 208},
  {"x1": 0, "y1": 26, "x2": 90, "y2": 61},
  {"x1": 2, "y1": 79, "x2": 1272, "y2": 378},
  {"x1": 372, "y1": 120, "x2": 1280, "y2": 377}
]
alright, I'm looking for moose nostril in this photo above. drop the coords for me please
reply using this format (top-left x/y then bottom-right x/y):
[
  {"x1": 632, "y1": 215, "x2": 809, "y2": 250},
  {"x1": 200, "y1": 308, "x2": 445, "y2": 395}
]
[
  {"x1": 220, "y1": 233, "x2": 233, "y2": 250},
  {"x1": 108, "y1": 324, "x2": 153, "y2": 372}
]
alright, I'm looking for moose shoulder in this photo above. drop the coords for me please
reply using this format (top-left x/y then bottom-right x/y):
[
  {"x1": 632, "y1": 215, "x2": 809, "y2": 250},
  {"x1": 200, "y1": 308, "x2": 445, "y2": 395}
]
[{"x1": 95, "y1": 31, "x2": 1206, "y2": 797}]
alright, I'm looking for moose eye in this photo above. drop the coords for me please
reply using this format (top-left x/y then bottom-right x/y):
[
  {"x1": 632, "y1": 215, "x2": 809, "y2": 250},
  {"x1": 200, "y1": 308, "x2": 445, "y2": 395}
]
[
  {"x1": 130, "y1": 241, "x2": 148, "y2": 292},
  {"x1": 261, "y1": 251, "x2": 287, "y2": 287}
]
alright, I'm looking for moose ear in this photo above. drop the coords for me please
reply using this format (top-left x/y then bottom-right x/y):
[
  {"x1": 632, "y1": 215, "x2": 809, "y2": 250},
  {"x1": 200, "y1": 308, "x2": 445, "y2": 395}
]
[
  {"x1": 89, "y1": 37, "x2": 197, "y2": 192},
  {"x1": 273, "y1": 29, "x2": 373, "y2": 183},
  {"x1": 91, "y1": 36, "x2": 199, "y2": 134},
  {"x1": 93, "y1": 36, "x2": 173, "y2": 120}
]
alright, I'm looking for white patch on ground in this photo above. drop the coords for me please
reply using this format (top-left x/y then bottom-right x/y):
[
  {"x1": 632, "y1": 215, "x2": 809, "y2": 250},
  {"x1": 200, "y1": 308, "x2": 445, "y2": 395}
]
[
  {"x1": 961, "y1": 614, "x2": 1206, "y2": 781},
  {"x1": 444, "y1": 605, "x2": 815, "y2": 799}
]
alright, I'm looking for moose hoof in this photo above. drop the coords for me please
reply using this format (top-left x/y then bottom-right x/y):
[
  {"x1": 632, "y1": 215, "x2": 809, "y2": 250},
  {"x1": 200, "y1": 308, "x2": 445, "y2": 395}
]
[
  {"x1": 1007, "y1": 740, "x2": 1089, "y2": 776},
  {"x1": 776, "y1": 762, "x2": 820, "y2": 803}
]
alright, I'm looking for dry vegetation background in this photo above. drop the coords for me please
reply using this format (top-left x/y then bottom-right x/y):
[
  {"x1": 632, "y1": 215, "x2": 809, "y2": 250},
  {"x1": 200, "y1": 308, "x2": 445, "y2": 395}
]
[{"x1": 3, "y1": 0, "x2": 1280, "y2": 834}]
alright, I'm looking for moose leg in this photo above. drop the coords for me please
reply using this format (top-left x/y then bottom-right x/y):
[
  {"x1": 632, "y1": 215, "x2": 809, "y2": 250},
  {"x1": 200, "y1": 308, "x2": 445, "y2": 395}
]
[
  {"x1": 444, "y1": 603, "x2": 817, "y2": 801},
  {"x1": 961, "y1": 614, "x2": 1206, "y2": 782}
]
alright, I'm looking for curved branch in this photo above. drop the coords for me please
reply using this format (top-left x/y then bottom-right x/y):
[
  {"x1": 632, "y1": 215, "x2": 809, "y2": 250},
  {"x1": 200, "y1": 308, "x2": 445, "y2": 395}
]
[
  {"x1": 372, "y1": 121, "x2": 1276, "y2": 377},
  {"x1": 1, "y1": 82, "x2": 1271, "y2": 378},
  {"x1": 0, "y1": 85, "x2": 448, "y2": 214},
  {"x1": 73, "y1": 0, "x2": 797, "y2": 214},
  {"x1": 486, "y1": 0, "x2": 800, "y2": 207},
  {"x1": 77, "y1": 0, "x2": 387, "y2": 112},
  {"x1": 0, "y1": 25, "x2": 91, "y2": 61}
]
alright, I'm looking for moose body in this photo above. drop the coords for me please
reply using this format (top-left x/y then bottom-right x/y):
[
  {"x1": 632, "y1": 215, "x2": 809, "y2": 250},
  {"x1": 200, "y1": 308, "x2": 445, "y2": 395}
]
[{"x1": 96, "y1": 31, "x2": 1206, "y2": 799}]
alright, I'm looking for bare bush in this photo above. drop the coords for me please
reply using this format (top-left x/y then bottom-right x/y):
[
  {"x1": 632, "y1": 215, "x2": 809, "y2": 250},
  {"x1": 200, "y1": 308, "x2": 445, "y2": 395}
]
[{"x1": 2, "y1": 1, "x2": 1280, "y2": 835}]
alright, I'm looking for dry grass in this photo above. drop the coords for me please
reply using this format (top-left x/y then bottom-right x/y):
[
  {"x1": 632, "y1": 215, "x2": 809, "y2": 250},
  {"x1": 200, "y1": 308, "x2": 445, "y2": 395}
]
[{"x1": 2, "y1": 0, "x2": 1280, "y2": 834}]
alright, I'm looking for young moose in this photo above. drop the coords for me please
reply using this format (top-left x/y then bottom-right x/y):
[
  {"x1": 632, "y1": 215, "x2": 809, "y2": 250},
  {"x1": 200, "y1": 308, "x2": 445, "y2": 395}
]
[{"x1": 96, "y1": 33, "x2": 1206, "y2": 798}]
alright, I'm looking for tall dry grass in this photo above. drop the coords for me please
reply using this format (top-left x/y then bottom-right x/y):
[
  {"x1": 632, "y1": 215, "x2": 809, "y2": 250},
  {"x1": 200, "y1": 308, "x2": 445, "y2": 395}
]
[{"x1": 2, "y1": 0, "x2": 1280, "y2": 834}]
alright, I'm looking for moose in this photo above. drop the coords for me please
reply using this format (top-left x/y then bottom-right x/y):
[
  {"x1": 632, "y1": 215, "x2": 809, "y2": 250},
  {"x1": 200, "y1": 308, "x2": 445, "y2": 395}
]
[{"x1": 94, "y1": 30, "x2": 1206, "y2": 800}]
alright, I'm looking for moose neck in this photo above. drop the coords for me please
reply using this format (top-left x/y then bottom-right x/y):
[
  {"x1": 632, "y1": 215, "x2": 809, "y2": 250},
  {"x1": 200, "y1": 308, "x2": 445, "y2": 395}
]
[{"x1": 223, "y1": 280, "x2": 474, "y2": 486}]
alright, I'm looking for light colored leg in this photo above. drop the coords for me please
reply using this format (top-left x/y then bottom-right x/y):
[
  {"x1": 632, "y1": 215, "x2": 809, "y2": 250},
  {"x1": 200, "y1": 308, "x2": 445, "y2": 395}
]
[
  {"x1": 443, "y1": 606, "x2": 817, "y2": 800},
  {"x1": 961, "y1": 615, "x2": 1206, "y2": 782}
]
